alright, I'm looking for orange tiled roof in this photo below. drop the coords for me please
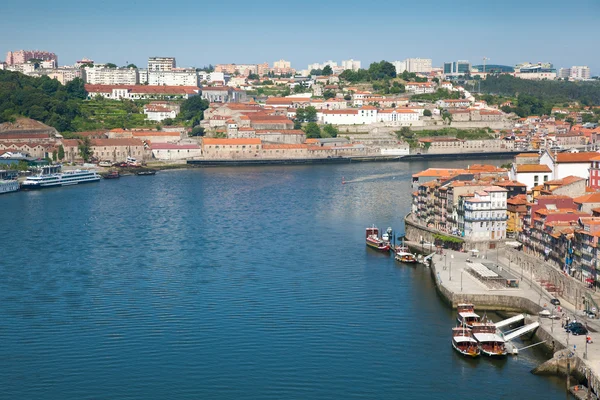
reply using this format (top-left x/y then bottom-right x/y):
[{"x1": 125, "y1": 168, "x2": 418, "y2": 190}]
[
  {"x1": 574, "y1": 193, "x2": 600, "y2": 204},
  {"x1": 202, "y1": 138, "x2": 261, "y2": 145},
  {"x1": 516, "y1": 164, "x2": 552, "y2": 173}
]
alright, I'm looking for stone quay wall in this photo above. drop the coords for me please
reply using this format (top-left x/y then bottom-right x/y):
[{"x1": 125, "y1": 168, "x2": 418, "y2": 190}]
[{"x1": 506, "y1": 248, "x2": 589, "y2": 310}]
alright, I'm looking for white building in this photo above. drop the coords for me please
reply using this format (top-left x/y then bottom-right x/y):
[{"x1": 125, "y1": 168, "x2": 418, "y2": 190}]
[
  {"x1": 510, "y1": 164, "x2": 552, "y2": 190},
  {"x1": 392, "y1": 60, "x2": 407, "y2": 75},
  {"x1": 198, "y1": 71, "x2": 226, "y2": 84},
  {"x1": 318, "y1": 106, "x2": 378, "y2": 125},
  {"x1": 342, "y1": 59, "x2": 361, "y2": 71},
  {"x1": 151, "y1": 143, "x2": 202, "y2": 160},
  {"x1": 405, "y1": 82, "x2": 435, "y2": 94},
  {"x1": 308, "y1": 60, "x2": 337, "y2": 71},
  {"x1": 143, "y1": 103, "x2": 179, "y2": 122},
  {"x1": 539, "y1": 150, "x2": 598, "y2": 181},
  {"x1": 404, "y1": 58, "x2": 432, "y2": 73},
  {"x1": 148, "y1": 57, "x2": 176, "y2": 72},
  {"x1": 85, "y1": 67, "x2": 138, "y2": 85},
  {"x1": 570, "y1": 66, "x2": 591, "y2": 80},
  {"x1": 460, "y1": 186, "x2": 508, "y2": 241},
  {"x1": 377, "y1": 109, "x2": 420, "y2": 125},
  {"x1": 148, "y1": 70, "x2": 198, "y2": 86}
]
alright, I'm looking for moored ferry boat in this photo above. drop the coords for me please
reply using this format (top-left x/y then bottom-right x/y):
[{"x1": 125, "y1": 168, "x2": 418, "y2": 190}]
[
  {"x1": 21, "y1": 165, "x2": 100, "y2": 190},
  {"x1": 395, "y1": 246, "x2": 417, "y2": 263},
  {"x1": 456, "y1": 303, "x2": 480, "y2": 328},
  {"x1": 366, "y1": 226, "x2": 391, "y2": 252},
  {"x1": 0, "y1": 179, "x2": 19, "y2": 194},
  {"x1": 452, "y1": 326, "x2": 480, "y2": 358},
  {"x1": 471, "y1": 320, "x2": 507, "y2": 357}
]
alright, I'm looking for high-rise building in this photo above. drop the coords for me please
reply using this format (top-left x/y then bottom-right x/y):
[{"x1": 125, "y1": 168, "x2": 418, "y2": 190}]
[
  {"x1": 443, "y1": 60, "x2": 471, "y2": 76},
  {"x1": 307, "y1": 61, "x2": 337, "y2": 71},
  {"x1": 148, "y1": 57, "x2": 176, "y2": 72},
  {"x1": 569, "y1": 66, "x2": 591, "y2": 80},
  {"x1": 393, "y1": 60, "x2": 407, "y2": 74},
  {"x1": 5, "y1": 50, "x2": 58, "y2": 66},
  {"x1": 84, "y1": 67, "x2": 139, "y2": 85},
  {"x1": 342, "y1": 59, "x2": 361, "y2": 71},
  {"x1": 404, "y1": 58, "x2": 432, "y2": 73},
  {"x1": 147, "y1": 69, "x2": 198, "y2": 86},
  {"x1": 558, "y1": 68, "x2": 571, "y2": 79},
  {"x1": 272, "y1": 60, "x2": 294, "y2": 75}
]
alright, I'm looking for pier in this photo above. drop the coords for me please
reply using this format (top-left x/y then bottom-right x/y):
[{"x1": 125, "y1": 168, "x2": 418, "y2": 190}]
[{"x1": 403, "y1": 239, "x2": 600, "y2": 396}]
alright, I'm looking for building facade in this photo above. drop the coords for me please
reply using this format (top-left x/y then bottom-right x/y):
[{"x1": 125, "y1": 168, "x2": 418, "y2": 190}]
[
  {"x1": 148, "y1": 57, "x2": 176, "y2": 72},
  {"x1": 84, "y1": 67, "x2": 138, "y2": 85}
]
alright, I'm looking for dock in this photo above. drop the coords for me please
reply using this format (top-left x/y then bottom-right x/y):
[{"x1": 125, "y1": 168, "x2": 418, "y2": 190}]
[{"x1": 570, "y1": 385, "x2": 598, "y2": 400}]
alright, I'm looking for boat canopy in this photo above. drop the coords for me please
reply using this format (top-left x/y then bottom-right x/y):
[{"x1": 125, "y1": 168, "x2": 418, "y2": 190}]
[
  {"x1": 473, "y1": 333, "x2": 505, "y2": 343},
  {"x1": 459, "y1": 312, "x2": 480, "y2": 318},
  {"x1": 454, "y1": 337, "x2": 478, "y2": 344}
]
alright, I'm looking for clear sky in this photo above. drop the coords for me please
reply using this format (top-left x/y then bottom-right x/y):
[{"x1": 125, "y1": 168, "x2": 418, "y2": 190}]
[{"x1": 1, "y1": 0, "x2": 599, "y2": 75}]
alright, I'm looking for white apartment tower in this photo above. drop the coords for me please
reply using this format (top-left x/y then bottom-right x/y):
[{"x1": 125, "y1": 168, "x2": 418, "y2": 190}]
[
  {"x1": 84, "y1": 67, "x2": 138, "y2": 85},
  {"x1": 570, "y1": 66, "x2": 591, "y2": 80},
  {"x1": 148, "y1": 57, "x2": 176, "y2": 72},
  {"x1": 405, "y1": 58, "x2": 432, "y2": 73},
  {"x1": 342, "y1": 59, "x2": 361, "y2": 71}
]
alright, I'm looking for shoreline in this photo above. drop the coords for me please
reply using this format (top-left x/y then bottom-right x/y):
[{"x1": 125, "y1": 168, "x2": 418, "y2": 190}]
[{"x1": 401, "y1": 237, "x2": 599, "y2": 396}]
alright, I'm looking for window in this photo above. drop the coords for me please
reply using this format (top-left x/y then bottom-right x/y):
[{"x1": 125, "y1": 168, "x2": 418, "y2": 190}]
[
  {"x1": 544, "y1": 175, "x2": 548, "y2": 182},
  {"x1": 534, "y1": 175, "x2": 539, "y2": 184}
]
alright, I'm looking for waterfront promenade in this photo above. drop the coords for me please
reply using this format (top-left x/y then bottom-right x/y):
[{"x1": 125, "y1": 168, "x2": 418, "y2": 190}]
[{"x1": 416, "y1": 241, "x2": 600, "y2": 394}]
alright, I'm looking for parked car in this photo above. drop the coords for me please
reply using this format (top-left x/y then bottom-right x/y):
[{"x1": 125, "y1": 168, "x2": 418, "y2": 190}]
[
  {"x1": 566, "y1": 322, "x2": 585, "y2": 333},
  {"x1": 550, "y1": 298, "x2": 561, "y2": 306},
  {"x1": 571, "y1": 325, "x2": 588, "y2": 336}
]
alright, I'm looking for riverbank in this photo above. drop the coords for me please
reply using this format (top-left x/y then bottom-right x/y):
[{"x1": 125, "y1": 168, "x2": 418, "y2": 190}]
[
  {"x1": 405, "y1": 239, "x2": 600, "y2": 397},
  {"x1": 186, "y1": 151, "x2": 518, "y2": 167}
]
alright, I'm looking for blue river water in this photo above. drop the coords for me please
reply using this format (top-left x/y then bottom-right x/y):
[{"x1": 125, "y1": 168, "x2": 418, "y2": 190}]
[{"x1": 0, "y1": 159, "x2": 568, "y2": 399}]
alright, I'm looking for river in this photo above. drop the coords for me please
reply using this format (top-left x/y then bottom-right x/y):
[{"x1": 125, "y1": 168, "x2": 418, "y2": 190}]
[{"x1": 0, "y1": 159, "x2": 568, "y2": 399}]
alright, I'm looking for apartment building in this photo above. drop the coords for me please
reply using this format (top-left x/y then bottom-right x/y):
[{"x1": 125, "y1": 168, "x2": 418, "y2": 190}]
[
  {"x1": 148, "y1": 70, "x2": 198, "y2": 86},
  {"x1": 458, "y1": 186, "x2": 508, "y2": 241},
  {"x1": 84, "y1": 67, "x2": 138, "y2": 85},
  {"x1": 342, "y1": 59, "x2": 361, "y2": 71},
  {"x1": 5, "y1": 50, "x2": 57, "y2": 65},
  {"x1": 148, "y1": 57, "x2": 176, "y2": 71}
]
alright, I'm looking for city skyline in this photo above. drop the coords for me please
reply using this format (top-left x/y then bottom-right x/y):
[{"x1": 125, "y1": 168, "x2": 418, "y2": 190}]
[{"x1": 0, "y1": 0, "x2": 599, "y2": 74}]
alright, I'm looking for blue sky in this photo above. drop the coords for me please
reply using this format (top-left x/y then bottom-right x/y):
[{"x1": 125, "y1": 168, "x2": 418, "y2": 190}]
[{"x1": 1, "y1": 0, "x2": 599, "y2": 75}]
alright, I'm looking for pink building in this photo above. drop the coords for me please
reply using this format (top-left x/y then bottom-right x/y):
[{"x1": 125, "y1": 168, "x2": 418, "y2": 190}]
[{"x1": 5, "y1": 50, "x2": 58, "y2": 66}]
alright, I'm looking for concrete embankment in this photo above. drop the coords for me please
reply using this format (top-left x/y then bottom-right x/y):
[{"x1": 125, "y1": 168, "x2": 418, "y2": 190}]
[{"x1": 415, "y1": 241, "x2": 598, "y2": 395}]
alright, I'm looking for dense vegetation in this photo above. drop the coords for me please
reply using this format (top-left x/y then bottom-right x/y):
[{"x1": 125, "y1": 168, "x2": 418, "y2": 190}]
[
  {"x1": 339, "y1": 61, "x2": 397, "y2": 83},
  {"x1": 479, "y1": 75, "x2": 600, "y2": 106},
  {"x1": 0, "y1": 70, "x2": 86, "y2": 130},
  {"x1": 0, "y1": 70, "x2": 209, "y2": 134},
  {"x1": 411, "y1": 89, "x2": 461, "y2": 102}
]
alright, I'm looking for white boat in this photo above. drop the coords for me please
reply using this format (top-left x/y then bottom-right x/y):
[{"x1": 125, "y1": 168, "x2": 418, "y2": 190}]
[
  {"x1": 456, "y1": 303, "x2": 480, "y2": 328},
  {"x1": 0, "y1": 179, "x2": 19, "y2": 194},
  {"x1": 21, "y1": 165, "x2": 100, "y2": 189}
]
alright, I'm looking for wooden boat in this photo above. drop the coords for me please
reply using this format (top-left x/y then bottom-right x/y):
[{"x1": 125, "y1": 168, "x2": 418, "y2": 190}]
[
  {"x1": 452, "y1": 326, "x2": 480, "y2": 357},
  {"x1": 395, "y1": 245, "x2": 417, "y2": 263},
  {"x1": 456, "y1": 303, "x2": 480, "y2": 328},
  {"x1": 366, "y1": 226, "x2": 390, "y2": 252},
  {"x1": 104, "y1": 170, "x2": 120, "y2": 179},
  {"x1": 471, "y1": 319, "x2": 507, "y2": 357}
]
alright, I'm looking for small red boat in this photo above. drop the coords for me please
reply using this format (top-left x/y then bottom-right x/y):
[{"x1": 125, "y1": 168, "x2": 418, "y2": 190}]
[{"x1": 366, "y1": 226, "x2": 391, "y2": 252}]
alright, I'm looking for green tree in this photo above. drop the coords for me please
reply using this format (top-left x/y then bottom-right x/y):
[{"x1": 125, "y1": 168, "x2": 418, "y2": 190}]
[
  {"x1": 344, "y1": 94, "x2": 352, "y2": 101},
  {"x1": 65, "y1": 78, "x2": 88, "y2": 100},
  {"x1": 303, "y1": 122, "x2": 321, "y2": 138},
  {"x1": 52, "y1": 150, "x2": 57, "y2": 161},
  {"x1": 78, "y1": 137, "x2": 93, "y2": 162},
  {"x1": 295, "y1": 106, "x2": 318, "y2": 123},
  {"x1": 191, "y1": 126, "x2": 205, "y2": 136},
  {"x1": 105, "y1": 63, "x2": 118, "y2": 69},
  {"x1": 368, "y1": 61, "x2": 396, "y2": 80},
  {"x1": 180, "y1": 96, "x2": 210, "y2": 122},
  {"x1": 294, "y1": 84, "x2": 305, "y2": 93},
  {"x1": 323, "y1": 90, "x2": 336, "y2": 99},
  {"x1": 310, "y1": 69, "x2": 323, "y2": 76},
  {"x1": 125, "y1": 63, "x2": 137, "y2": 69},
  {"x1": 322, "y1": 65, "x2": 333, "y2": 76},
  {"x1": 248, "y1": 73, "x2": 259, "y2": 80},
  {"x1": 58, "y1": 145, "x2": 65, "y2": 160},
  {"x1": 423, "y1": 109, "x2": 432, "y2": 117},
  {"x1": 322, "y1": 124, "x2": 338, "y2": 138}
]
